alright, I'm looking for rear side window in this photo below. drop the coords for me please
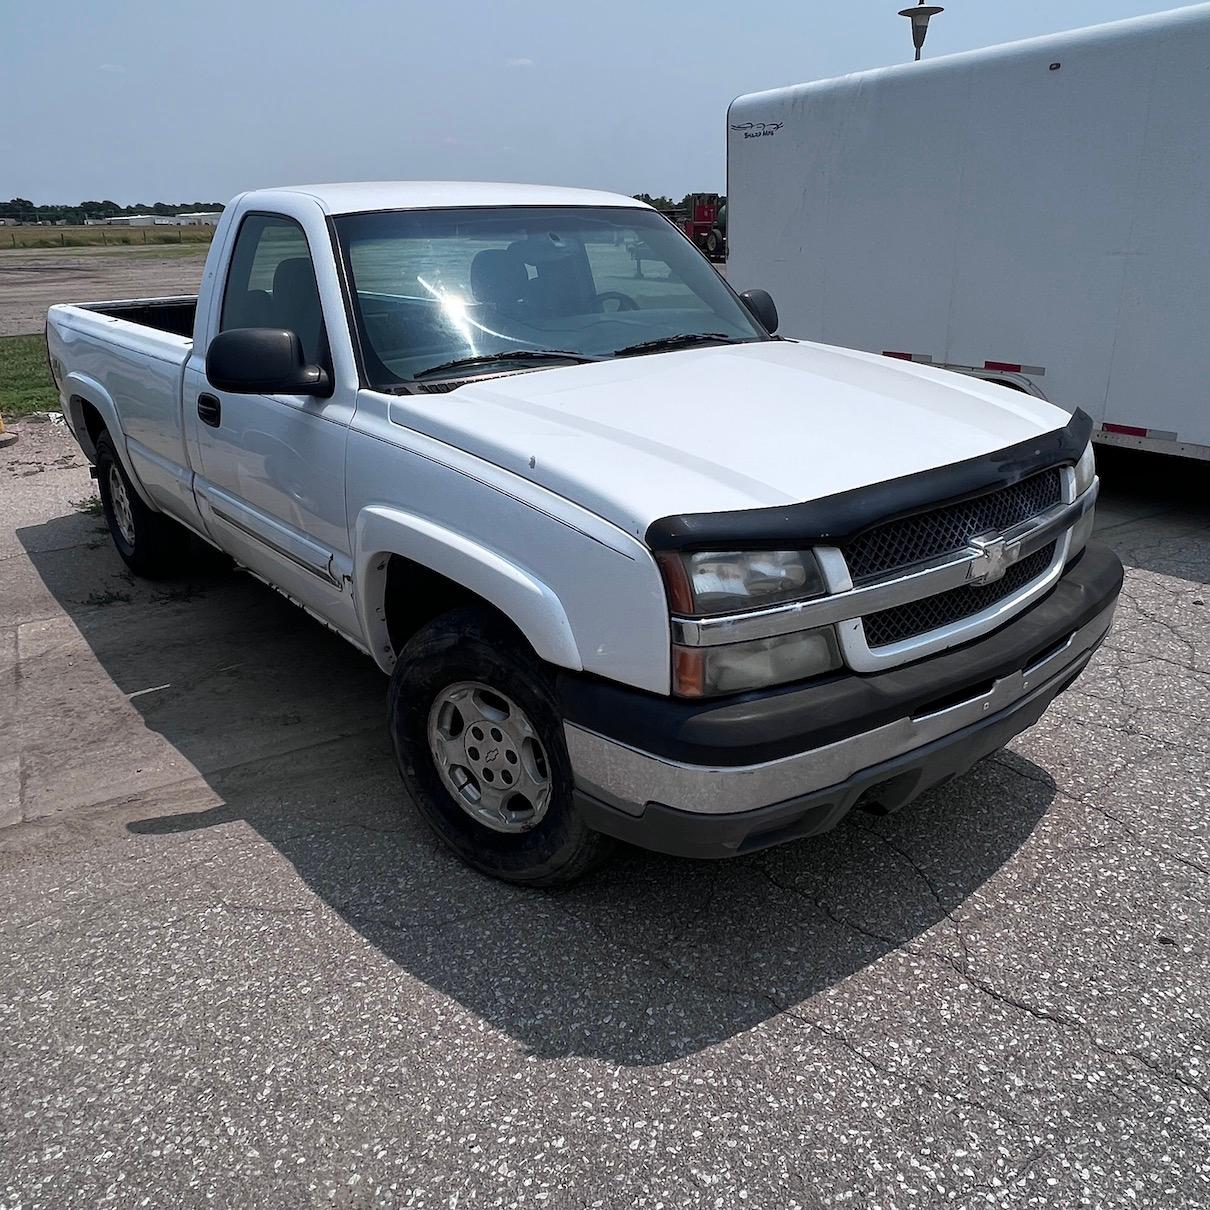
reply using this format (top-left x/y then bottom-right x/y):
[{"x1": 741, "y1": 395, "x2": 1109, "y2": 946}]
[{"x1": 220, "y1": 214, "x2": 327, "y2": 365}]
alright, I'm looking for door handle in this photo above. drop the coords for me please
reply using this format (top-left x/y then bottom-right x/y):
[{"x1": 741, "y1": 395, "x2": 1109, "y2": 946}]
[{"x1": 197, "y1": 393, "x2": 221, "y2": 427}]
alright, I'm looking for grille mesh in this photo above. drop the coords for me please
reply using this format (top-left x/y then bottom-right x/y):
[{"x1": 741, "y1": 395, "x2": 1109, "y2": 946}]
[
  {"x1": 861, "y1": 543, "x2": 1057, "y2": 649},
  {"x1": 844, "y1": 468, "x2": 1063, "y2": 583}
]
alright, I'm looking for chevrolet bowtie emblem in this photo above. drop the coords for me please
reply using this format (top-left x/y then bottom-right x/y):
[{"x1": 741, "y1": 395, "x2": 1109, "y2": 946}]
[{"x1": 968, "y1": 534, "x2": 1014, "y2": 585}]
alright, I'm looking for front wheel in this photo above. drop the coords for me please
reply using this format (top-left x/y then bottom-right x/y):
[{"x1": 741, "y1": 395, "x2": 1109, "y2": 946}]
[
  {"x1": 387, "y1": 608, "x2": 612, "y2": 886},
  {"x1": 95, "y1": 430, "x2": 185, "y2": 578}
]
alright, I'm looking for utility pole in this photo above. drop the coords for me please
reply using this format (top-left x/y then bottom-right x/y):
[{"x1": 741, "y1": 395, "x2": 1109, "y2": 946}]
[{"x1": 899, "y1": 1, "x2": 944, "y2": 61}]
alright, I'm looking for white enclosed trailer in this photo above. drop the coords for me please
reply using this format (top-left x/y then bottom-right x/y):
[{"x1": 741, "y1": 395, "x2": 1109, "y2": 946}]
[{"x1": 727, "y1": 4, "x2": 1210, "y2": 460}]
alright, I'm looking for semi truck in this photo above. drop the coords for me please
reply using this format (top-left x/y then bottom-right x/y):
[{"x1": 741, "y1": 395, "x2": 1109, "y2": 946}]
[
  {"x1": 727, "y1": 4, "x2": 1210, "y2": 461},
  {"x1": 677, "y1": 193, "x2": 726, "y2": 261}
]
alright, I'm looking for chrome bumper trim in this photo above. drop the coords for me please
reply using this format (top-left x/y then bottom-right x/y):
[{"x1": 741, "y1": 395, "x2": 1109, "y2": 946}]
[
  {"x1": 671, "y1": 479, "x2": 1098, "y2": 649},
  {"x1": 567, "y1": 599, "x2": 1114, "y2": 818}
]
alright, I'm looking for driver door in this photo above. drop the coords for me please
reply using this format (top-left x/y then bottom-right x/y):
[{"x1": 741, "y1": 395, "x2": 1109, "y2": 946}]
[{"x1": 184, "y1": 212, "x2": 358, "y2": 638}]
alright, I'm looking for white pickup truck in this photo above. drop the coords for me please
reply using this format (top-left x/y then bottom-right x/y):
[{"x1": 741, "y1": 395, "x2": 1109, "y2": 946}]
[{"x1": 47, "y1": 182, "x2": 1122, "y2": 884}]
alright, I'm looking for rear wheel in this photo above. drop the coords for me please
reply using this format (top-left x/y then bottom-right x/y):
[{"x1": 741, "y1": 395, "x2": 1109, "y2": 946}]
[
  {"x1": 95, "y1": 430, "x2": 185, "y2": 578},
  {"x1": 388, "y1": 607, "x2": 612, "y2": 886}
]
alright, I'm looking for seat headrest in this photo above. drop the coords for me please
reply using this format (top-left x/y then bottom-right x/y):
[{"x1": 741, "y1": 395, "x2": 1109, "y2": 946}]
[
  {"x1": 273, "y1": 256, "x2": 318, "y2": 301},
  {"x1": 470, "y1": 249, "x2": 528, "y2": 306}
]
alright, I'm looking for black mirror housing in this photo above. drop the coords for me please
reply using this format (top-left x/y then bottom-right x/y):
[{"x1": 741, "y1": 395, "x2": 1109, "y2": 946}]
[
  {"x1": 206, "y1": 328, "x2": 331, "y2": 396},
  {"x1": 740, "y1": 288, "x2": 779, "y2": 335}
]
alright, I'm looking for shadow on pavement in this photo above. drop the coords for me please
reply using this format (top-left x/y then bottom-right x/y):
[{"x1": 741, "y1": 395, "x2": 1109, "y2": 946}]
[
  {"x1": 20, "y1": 509, "x2": 1058, "y2": 1065},
  {"x1": 1095, "y1": 446, "x2": 1210, "y2": 584}
]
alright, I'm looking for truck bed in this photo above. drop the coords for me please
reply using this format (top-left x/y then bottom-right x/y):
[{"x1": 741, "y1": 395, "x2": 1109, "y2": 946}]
[{"x1": 81, "y1": 296, "x2": 197, "y2": 339}]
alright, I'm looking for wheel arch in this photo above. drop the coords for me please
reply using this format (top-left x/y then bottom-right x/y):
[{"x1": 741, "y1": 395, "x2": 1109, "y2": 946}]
[
  {"x1": 63, "y1": 372, "x2": 157, "y2": 508},
  {"x1": 354, "y1": 505, "x2": 583, "y2": 675}
]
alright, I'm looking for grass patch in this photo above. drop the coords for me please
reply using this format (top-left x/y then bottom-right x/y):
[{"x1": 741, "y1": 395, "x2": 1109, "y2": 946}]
[
  {"x1": 0, "y1": 225, "x2": 214, "y2": 251},
  {"x1": 1, "y1": 333, "x2": 58, "y2": 420},
  {"x1": 72, "y1": 495, "x2": 104, "y2": 516}
]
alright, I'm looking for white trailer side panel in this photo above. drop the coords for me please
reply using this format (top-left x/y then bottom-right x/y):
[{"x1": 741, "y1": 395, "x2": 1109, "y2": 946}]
[{"x1": 727, "y1": 4, "x2": 1210, "y2": 456}]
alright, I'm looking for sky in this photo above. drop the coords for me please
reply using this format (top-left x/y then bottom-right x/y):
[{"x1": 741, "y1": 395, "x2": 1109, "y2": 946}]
[{"x1": 1, "y1": 0, "x2": 1200, "y2": 205}]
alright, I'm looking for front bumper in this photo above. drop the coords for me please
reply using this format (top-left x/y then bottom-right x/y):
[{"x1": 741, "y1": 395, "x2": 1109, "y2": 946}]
[{"x1": 561, "y1": 541, "x2": 1123, "y2": 859}]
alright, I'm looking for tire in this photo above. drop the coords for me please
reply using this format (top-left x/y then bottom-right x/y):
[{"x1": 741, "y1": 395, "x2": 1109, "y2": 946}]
[
  {"x1": 705, "y1": 229, "x2": 721, "y2": 257},
  {"x1": 94, "y1": 430, "x2": 185, "y2": 578},
  {"x1": 388, "y1": 607, "x2": 613, "y2": 886}
]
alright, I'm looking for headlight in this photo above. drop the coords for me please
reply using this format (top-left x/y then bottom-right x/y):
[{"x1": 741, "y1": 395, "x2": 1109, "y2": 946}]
[
  {"x1": 658, "y1": 549, "x2": 826, "y2": 616},
  {"x1": 673, "y1": 627, "x2": 841, "y2": 698},
  {"x1": 1073, "y1": 440, "x2": 1096, "y2": 497},
  {"x1": 1068, "y1": 441, "x2": 1096, "y2": 557}
]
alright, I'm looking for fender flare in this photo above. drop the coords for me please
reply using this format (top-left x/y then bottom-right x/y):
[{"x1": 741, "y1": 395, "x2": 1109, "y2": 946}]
[
  {"x1": 62, "y1": 371, "x2": 158, "y2": 509},
  {"x1": 354, "y1": 505, "x2": 583, "y2": 675}
]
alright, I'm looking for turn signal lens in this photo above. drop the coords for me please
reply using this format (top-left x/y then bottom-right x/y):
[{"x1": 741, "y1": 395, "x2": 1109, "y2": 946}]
[
  {"x1": 1068, "y1": 508, "x2": 1095, "y2": 559},
  {"x1": 672, "y1": 628, "x2": 841, "y2": 697}
]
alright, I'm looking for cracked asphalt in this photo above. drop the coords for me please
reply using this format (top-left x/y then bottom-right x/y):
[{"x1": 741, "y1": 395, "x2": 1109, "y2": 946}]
[{"x1": 1, "y1": 419, "x2": 1207, "y2": 1208}]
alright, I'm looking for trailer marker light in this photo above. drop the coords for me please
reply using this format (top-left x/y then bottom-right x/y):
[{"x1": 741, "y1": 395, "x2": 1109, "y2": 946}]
[{"x1": 984, "y1": 360, "x2": 1046, "y2": 376}]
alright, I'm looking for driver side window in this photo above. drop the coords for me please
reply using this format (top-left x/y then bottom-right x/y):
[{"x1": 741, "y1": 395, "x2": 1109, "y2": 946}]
[{"x1": 221, "y1": 214, "x2": 328, "y2": 366}]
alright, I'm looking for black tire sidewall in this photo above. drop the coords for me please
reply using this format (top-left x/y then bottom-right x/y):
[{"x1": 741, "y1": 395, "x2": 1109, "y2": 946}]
[
  {"x1": 94, "y1": 430, "x2": 181, "y2": 578},
  {"x1": 388, "y1": 611, "x2": 599, "y2": 884},
  {"x1": 95, "y1": 432, "x2": 139, "y2": 563}
]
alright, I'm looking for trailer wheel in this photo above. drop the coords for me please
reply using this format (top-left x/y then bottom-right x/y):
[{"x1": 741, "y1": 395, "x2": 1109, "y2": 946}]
[
  {"x1": 94, "y1": 431, "x2": 185, "y2": 578},
  {"x1": 706, "y1": 229, "x2": 722, "y2": 257},
  {"x1": 388, "y1": 607, "x2": 613, "y2": 886}
]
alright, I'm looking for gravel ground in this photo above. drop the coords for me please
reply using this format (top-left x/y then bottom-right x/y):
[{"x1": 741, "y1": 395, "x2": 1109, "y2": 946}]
[
  {"x1": 0, "y1": 421, "x2": 1207, "y2": 1208},
  {"x1": 0, "y1": 246, "x2": 208, "y2": 336}
]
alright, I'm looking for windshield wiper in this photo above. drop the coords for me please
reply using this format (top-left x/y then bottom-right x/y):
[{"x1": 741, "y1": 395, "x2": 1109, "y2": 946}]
[
  {"x1": 611, "y1": 332, "x2": 741, "y2": 358},
  {"x1": 412, "y1": 350, "x2": 601, "y2": 380}
]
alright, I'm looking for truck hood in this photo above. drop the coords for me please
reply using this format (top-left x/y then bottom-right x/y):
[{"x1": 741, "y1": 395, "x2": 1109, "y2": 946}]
[{"x1": 384, "y1": 340, "x2": 1073, "y2": 542}]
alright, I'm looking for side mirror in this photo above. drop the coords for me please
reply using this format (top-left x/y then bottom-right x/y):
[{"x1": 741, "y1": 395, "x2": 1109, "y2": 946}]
[
  {"x1": 206, "y1": 328, "x2": 331, "y2": 396},
  {"x1": 740, "y1": 288, "x2": 779, "y2": 335}
]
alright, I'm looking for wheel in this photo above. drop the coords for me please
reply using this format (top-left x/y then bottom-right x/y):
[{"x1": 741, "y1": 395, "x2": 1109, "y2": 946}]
[
  {"x1": 388, "y1": 607, "x2": 613, "y2": 886},
  {"x1": 595, "y1": 290, "x2": 640, "y2": 312},
  {"x1": 705, "y1": 229, "x2": 721, "y2": 257},
  {"x1": 94, "y1": 430, "x2": 185, "y2": 578}
]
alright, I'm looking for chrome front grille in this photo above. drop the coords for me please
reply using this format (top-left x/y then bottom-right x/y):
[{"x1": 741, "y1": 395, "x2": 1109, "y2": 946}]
[
  {"x1": 668, "y1": 463, "x2": 1093, "y2": 677},
  {"x1": 843, "y1": 468, "x2": 1063, "y2": 583},
  {"x1": 861, "y1": 542, "x2": 1057, "y2": 649}
]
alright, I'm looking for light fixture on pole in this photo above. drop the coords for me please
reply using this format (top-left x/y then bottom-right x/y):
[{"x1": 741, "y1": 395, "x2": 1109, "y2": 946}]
[{"x1": 899, "y1": 2, "x2": 944, "y2": 61}]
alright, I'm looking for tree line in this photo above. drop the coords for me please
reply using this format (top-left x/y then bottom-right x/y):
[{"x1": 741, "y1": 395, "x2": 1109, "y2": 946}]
[
  {"x1": 632, "y1": 192, "x2": 723, "y2": 214},
  {"x1": 1, "y1": 198, "x2": 226, "y2": 223}
]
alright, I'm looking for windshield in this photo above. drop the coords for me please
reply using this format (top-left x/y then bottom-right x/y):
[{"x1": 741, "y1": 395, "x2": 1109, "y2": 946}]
[{"x1": 332, "y1": 206, "x2": 766, "y2": 387}]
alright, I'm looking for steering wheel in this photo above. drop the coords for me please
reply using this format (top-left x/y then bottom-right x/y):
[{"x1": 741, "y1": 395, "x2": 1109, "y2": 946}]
[{"x1": 596, "y1": 291, "x2": 639, "y2": 313}]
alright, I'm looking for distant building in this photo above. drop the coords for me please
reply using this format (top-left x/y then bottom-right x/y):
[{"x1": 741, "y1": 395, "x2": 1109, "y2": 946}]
[
  {"x1": 106, "y1": 215, "x2": 157, "y2": 227},
  {"x1": 176, "y1": 212, "x2": 221, "y2": 226}
]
